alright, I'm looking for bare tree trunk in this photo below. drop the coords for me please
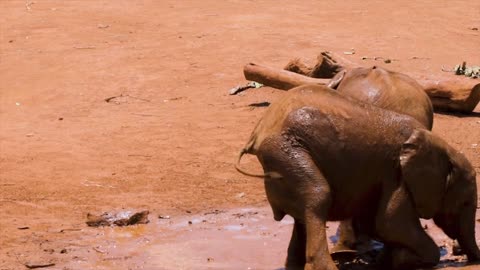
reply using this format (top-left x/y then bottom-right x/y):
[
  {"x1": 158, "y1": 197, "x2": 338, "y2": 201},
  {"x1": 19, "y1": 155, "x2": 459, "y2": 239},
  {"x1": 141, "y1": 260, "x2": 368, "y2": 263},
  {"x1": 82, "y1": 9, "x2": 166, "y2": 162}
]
[
  {"x1": 415, "y1": 76, "x2": 480, "y2": 113},
  {"x1": 243, "y1": 63, "x2": 330, "y2": 90},
  {"x1": 243, "y1": 61, "x2": 480, "y2": 113}
]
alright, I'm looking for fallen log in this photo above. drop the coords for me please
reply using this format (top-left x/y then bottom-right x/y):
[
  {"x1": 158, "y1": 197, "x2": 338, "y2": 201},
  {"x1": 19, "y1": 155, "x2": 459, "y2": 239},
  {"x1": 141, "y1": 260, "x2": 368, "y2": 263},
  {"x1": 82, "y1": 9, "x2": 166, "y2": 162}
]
[
  {"x1": 416, "y1": 76, "x2": 480, "y2": 113},
  {"x1": 244, "y1": 62, "x2": 480, "y2": 113},
  {"x1": 284, "y1": 51, "x2": 350, "y2": 78},
  {"x1": 244, "y1": 63, "x2": 330, "y2": 90}
]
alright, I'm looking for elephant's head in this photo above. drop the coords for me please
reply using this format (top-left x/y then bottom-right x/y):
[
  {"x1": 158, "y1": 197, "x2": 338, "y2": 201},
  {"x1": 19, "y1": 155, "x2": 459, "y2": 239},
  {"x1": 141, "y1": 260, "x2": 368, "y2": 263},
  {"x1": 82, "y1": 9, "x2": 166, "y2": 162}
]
[{"x1": 400, "y1": 129, "x2": 480, "y2": 261}]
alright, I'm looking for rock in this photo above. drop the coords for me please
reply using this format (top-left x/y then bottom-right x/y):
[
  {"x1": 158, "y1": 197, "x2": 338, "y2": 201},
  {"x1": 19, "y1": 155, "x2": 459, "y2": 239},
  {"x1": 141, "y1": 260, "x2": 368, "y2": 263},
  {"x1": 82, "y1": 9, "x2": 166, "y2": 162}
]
[{"x1": 86, "y1": 210, "x2": 149, "y2": 227}]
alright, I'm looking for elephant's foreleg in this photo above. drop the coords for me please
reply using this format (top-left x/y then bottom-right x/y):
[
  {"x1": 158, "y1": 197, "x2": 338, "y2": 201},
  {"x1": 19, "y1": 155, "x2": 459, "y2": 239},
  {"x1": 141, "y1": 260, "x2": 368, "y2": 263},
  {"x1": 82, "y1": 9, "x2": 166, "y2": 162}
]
[
  {"x1": 376, "y1": 183, "x2": 439, "y2": 269},
  {"x1": 285, "y1": 220, "x2": 306, "y2": 270}
]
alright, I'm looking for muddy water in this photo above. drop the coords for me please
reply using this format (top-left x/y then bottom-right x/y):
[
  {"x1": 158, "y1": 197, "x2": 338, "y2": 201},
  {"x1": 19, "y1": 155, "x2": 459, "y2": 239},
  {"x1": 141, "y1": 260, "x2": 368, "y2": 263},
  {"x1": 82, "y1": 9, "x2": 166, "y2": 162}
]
[{"x1": 58, "y1": 207, "x2": 480, "y2": 270}]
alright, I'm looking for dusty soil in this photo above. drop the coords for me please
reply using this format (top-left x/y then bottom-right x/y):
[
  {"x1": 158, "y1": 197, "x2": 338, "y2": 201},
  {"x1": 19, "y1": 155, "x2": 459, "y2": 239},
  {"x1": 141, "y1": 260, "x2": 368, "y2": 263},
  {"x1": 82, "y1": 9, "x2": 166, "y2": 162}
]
[{"x1": 0, "y1": 1, "x2": 479, "y2": 269}]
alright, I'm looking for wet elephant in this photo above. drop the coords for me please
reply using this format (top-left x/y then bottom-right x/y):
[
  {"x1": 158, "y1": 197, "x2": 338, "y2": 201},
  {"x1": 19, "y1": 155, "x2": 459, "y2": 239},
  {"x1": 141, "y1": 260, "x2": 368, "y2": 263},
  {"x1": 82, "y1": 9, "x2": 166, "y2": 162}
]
[
  {"x1": 236, "y1": 85, "x2": 479, "y2": 270},
  {"x1": 327, "y1": 66, "x2": 434, "y2": 252}
]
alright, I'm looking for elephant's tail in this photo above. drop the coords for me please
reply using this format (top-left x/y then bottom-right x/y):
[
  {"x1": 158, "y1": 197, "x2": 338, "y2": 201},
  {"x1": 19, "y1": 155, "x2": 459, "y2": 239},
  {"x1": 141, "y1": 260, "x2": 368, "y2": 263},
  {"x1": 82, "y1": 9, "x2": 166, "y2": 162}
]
[
  {"x1": 235, "y1": 149, "x2": 265, "y2": 178},
  {"x1": 235, "y1": 136, "x2": 281, "y2": 179}
]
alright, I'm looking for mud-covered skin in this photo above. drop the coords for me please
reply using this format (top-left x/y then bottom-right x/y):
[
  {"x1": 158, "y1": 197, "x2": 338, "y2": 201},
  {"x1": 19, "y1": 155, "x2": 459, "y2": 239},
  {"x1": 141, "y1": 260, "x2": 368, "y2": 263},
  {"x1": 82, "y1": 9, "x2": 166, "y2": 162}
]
[
  {"x1": 329, "y1": 66, "x2": 433, "y2": 130},
  {"x1": 328, "y1": 66, "x2": 434, "y2": 253},
  {"x1": 240, "y1": 85, "x2": 479, "y2": 270}
]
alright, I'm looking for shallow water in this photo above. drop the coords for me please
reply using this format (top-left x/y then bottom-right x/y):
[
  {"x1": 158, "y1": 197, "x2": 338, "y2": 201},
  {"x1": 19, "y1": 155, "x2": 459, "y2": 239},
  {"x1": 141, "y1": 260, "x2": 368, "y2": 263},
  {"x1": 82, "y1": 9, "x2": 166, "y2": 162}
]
[{"x1": 57, "y1": 207, "x2": 479, "y2": 270}]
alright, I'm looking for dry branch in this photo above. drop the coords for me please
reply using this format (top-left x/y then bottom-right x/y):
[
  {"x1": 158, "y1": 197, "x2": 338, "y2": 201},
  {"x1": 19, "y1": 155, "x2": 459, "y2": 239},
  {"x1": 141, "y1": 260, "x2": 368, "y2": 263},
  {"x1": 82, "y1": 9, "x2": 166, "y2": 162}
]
[
  {"x1": 284, "y1": 52, "x2": 350, "y2": 78},
  {"x1": 415, "y1": 76, "x2": 480, "y2": 113},
  {"x1": 244, "y1": 63, "x2": 330, "y2": 90}
]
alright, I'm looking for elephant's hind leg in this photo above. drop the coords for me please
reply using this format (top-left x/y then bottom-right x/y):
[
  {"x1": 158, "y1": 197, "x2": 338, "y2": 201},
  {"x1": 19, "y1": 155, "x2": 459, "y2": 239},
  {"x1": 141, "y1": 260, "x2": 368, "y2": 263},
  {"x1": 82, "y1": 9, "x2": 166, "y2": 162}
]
[
  {"x1": 259, "y1": 138, "x2": 337, "y2": 270},
  {"x1": 285, "y1": 220, "x2": 307, "y2": 270},
  {"x1": 375, "y1": 183, "x2": 440, "y2": 269}
]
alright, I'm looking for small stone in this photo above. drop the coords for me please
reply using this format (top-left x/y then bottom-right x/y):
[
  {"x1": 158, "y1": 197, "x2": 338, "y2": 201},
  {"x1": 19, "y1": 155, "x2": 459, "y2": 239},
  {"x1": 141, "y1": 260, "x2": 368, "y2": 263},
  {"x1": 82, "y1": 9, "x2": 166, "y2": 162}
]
[
  {"x1": 236, "y1": 192, "x2": 245, "y2": 199},
  {"x1": 188, "y1": 221, "x2": 193, "y2": 225},
  {"x1": 158, "y1": 215, "x2": 170, "y2": 219},
  {"x1": 43, "y1": 249, "x2": 54, "y2": 254},
  {"x1": 384, "y1": 59, "x2": 392, "y2": 64},
  {"x1": 207, "y1": 257, "x2": 214, "y2": 262}
]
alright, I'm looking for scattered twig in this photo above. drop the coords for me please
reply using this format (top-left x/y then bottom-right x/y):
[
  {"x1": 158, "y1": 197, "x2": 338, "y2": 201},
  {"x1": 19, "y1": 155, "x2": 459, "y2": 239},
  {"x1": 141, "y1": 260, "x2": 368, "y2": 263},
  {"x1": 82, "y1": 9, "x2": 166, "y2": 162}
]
[
  {"x1": 59, "y1": 228, "x2": 82, "y2": 233},
  {"x1": 128, "y1": 154, "x2": 153, "y2": 158},
  {"x1": 25, "y1": 263, "x2": 55, "y2": 269},
  {"x1": 248, "y1": 102, "x2": 270, "y2": 108},
  {"x1": 204, "y1": 209, "x2": 225, "y2": 215},
  {"x1": 25, "y1": 1, "x2": 34, "y2": 11},
  {"x1": 361, "y1": 56, "x2": 398, "y2": 63},
  {"x1": 163, "y1": 96, "x2": 184, "y2": 102},
  {"x1": 410, "y1": 56, "x2": 431, "y2": 60},
  {"x1": 104, "y1": 95, "x2": 121, "y2": 103},
  {"x1": 82, "y1": 180, "x2": 115, "y2": 188},
  {"x1": 93, "y1": 247, "x2": 106, "y2": 254},
  {"x1": 229, "y1": 82, "x2": 263, "y2": 95},
  {"x1": 130, "y1": 113, "x2": 162, "y2": 117},
  {"x1": 105, "y1": 94, "x2": 150, "y2": 103},
  {"x1": 17, "y1": 226, "x2": 30, "y2": 230},
  {"x1": 73, "y1": 46, "x2": 96, "y2": 50},
  {"x1": 362, "y1": 56, "x2": 383, "y2": 60}
]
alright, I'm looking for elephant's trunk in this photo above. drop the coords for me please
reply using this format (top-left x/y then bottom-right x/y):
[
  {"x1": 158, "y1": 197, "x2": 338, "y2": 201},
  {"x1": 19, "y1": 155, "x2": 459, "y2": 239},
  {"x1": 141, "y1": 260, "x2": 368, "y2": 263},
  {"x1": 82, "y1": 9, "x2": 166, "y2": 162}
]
[{"x1": 456, "y1": 205, "x2": 480, "y2": 262}]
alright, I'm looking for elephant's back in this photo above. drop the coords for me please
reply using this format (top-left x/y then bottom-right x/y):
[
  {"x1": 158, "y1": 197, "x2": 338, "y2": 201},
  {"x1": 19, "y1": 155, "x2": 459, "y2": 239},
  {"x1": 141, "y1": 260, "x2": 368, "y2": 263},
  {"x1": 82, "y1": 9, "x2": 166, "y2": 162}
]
[
  {"x1": 249, "y1": 84, "x2": 420, "y2": 153},
  {"x1": 279, "y1": 90, "x2": 422, "y2": 219},
  {"x1": 246, "y1": 85, "x2": 347, "y2": 153},
  {"x1": 336, "y1": 66, "x2": 433, "y2": 130},
  {"x1": 284, "y1": 98, "x2": 417, "y2": 161}
]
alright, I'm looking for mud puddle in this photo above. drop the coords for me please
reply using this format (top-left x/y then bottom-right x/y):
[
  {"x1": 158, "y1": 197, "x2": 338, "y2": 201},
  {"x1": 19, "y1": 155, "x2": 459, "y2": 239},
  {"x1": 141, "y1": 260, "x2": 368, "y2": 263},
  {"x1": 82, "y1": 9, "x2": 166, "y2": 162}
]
[{"x1": 50, "y1": 207, "x2": 479, "y2": 269}]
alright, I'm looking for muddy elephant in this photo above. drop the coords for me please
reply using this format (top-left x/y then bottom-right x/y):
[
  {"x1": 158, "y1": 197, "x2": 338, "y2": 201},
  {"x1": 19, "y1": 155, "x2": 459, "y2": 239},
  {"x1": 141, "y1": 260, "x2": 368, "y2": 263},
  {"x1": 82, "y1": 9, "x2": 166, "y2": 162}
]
[
  {"x1": 327, "y1": 66, "x2": 434, "y2": 252},
  {"x1": 236, "y1": 85, "x2": 479, "y2": 270}
]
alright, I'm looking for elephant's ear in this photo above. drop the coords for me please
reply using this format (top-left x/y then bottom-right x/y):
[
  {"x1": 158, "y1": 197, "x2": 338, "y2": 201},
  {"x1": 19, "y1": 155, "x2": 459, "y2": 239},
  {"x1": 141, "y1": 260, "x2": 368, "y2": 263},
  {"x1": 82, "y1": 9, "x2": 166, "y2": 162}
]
[{"x1": 400, "y1": 129, "x2": 451, "y2": 219}]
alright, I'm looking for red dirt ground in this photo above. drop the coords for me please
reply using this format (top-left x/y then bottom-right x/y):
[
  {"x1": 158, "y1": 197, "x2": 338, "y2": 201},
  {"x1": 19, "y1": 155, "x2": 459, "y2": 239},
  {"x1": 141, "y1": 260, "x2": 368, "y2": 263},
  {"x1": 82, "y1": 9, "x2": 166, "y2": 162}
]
[{"x1": 1, "y1": 1, "x2": 479, "y2": 269}]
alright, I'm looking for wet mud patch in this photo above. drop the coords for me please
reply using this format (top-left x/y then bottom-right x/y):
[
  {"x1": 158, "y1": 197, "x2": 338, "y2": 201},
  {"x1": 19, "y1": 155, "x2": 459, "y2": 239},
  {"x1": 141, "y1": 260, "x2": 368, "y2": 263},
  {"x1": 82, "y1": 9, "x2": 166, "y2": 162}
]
[{"x1": 48, "y1": 207, "x2": 479, "y2": 269}]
